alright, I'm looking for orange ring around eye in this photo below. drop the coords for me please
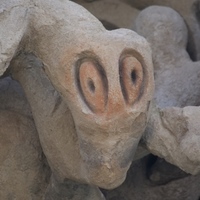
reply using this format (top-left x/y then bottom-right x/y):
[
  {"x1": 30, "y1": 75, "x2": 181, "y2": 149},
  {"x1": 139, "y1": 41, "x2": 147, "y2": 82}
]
[
  {"x1": 79, "y1": 61, "x2": 107, "y2": 113},
  {"x1": 120, "y1": 56, "x2": 143, "y2": 105}
]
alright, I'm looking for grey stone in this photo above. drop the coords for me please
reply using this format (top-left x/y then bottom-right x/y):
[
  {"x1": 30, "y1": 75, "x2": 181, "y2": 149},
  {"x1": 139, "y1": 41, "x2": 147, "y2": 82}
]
[
  {"x1": 134, "y1": 6, "x2": 200, "y2": 108},
  {"x1": 134, "y1": 5, "x2": 200, "y2": 175}
]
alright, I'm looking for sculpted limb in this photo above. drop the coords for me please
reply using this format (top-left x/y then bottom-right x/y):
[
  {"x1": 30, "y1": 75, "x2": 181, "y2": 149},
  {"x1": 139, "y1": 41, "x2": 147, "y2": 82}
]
[
  {"x1": 128, "y1": 0, "x2": 200, "y2": 60},
  {"x1": 10, "y1": 53, "x2": 82, "y2": 182}
]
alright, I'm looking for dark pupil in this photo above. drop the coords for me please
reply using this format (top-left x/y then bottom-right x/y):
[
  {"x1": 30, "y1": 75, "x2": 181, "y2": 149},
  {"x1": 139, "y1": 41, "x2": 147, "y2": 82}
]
[
  {"x1": 131, "y1": 69, "x2": 137, "y2": 84},
  {"x1": 88, "y1": 79, "x2": 95, "y2": 93}
]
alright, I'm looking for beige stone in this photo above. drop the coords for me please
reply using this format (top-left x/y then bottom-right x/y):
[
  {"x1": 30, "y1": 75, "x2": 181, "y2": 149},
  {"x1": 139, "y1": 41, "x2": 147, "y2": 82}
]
[
  {"x1": 104, "y1": 156, "x2": 200, "y2": 200},
  {"x1": 0, "y1": 69, "x2": 49, "y2": 199},
  {"x1": 1, "y1": 1, "x2": 200, "y2": 199},
  {"x1": 0, "y1": 0, "x2": 154, "y2": 196},
  {"x1": 0, "y1": 0, "x2": 29, "y2": 76}
]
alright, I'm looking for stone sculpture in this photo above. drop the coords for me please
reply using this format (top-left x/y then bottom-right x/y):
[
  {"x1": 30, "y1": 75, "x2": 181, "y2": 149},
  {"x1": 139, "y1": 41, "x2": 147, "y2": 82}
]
[
  {"x1": 0, "y1": 0, "x2": 154, "y2": 198},
  {"x1": 1, "y1": 0, "x2": 200, "y2": 199},
  {"x1": 104, "y1": 5, "x2": 200, "y2": 200}
]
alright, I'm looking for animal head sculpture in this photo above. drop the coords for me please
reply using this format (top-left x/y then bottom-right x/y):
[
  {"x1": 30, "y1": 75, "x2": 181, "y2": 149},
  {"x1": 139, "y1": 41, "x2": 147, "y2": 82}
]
[
  {"x1": 56, "y1": 29, "x2": 154, "y2": 188},
  {"x1": 2, "y1": 0, "x2": 154, "y2": 189}
]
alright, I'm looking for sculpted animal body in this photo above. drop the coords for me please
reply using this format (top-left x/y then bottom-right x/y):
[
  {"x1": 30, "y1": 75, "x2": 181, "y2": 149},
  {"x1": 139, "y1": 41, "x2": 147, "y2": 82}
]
[{"x1": 0, "y1": 0, "x2": 154, "y2": 197}]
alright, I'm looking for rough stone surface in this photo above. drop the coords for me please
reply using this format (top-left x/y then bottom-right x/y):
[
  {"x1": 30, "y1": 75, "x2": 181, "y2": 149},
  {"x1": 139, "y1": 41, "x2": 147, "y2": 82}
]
[
  {"x1": 0, "y1": 77, "x2": 49, "y2": 199},
  {"x1": 144, "y1": 105, "x2": 200, "y2": 175},
  {"x1": 0, "y1": 76, "x2": 106, "y2": 199},
  {"x1": 75, "y1": 0, "x2": 200, "y2": 60},
  {"x1": 133, "y1": 5, "x2": 200, "y2": 175},
  {"x1": 126, "y1": 0, "x2": 200, "y2": 61},
  {"x1": 1, "y1": 0, "x2": 200, "y2": 199},
  {"x1": 104, "y1": 156, "x2": 200, "y2": 200},
  {"x1": 0, "y1": 114, "x2": 45, "y2": 199},
  {"x1": 0, "y1": 0, "x2": 154, "y2": 198},
  {"x1": 134, "y1": 6, "x2": 200, "y2": 108},
  {"x1": 72, "y1": 0, "x2": 139, "y2": 29}
]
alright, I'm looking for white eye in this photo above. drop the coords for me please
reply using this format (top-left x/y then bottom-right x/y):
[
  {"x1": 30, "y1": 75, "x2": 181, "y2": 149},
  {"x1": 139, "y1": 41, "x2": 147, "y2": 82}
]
[
  {"x1": 119, "y1": 56, "x2": 144, "y2": 105},
  {"x1": 78, "y1": 61, "x2": 108, "y2": 113}
]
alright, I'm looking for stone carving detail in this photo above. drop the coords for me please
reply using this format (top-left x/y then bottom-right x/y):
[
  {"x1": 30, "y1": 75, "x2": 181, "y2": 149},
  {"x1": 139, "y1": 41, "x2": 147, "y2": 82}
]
[
  {"x1": 0, "y1": 0, "x2": 154, "y2": 199},
  {"x1": 1, "y1": 0, "x2": 200, "y2": 199}
]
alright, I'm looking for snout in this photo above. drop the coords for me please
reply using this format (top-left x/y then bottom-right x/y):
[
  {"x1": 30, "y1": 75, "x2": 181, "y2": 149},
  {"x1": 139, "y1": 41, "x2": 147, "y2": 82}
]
[
  {"x1": 79, "y1": 136, "x2": 140, "y2": 189},
  {"x1": 76, "y1": 112, "x2": 147, "y2": 189},
  {"x1": 60, "y1": 39, "x2": 154, "y2": 188}
]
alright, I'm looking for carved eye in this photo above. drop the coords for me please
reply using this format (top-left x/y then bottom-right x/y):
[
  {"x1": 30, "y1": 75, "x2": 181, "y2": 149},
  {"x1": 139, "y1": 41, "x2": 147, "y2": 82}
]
[
  {"x1": 119, "y1": 56, "x2": 144, "y2": 105},
  {"x1": 78, "y1": 61, "x2": 108, "y2": 113}
]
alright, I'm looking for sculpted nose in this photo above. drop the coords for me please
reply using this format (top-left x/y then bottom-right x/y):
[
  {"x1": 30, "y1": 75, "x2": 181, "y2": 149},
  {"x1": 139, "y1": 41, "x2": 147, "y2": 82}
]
[
  {"x1": 73, "y1": 50, "x2": 151, "y2": 189},
  {"x1": 77, "y1": 54, "x2": 144, "y2": 116}
]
